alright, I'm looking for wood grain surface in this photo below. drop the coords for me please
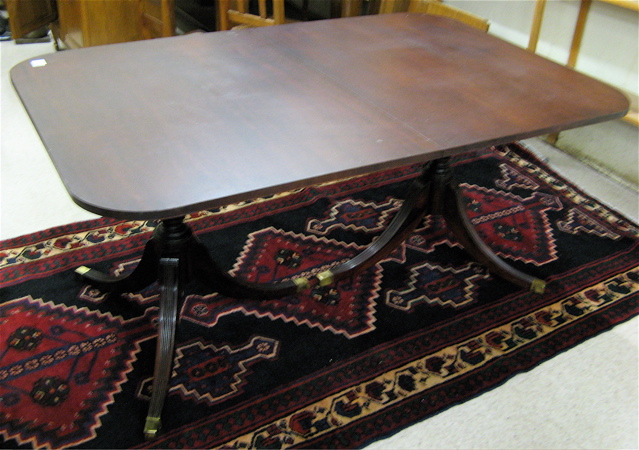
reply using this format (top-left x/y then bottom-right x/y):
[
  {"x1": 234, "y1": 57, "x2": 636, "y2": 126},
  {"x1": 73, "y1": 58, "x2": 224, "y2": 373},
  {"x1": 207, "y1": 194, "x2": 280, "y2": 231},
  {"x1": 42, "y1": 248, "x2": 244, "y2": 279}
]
[{"x1": 11, "y1": 13, "x2": 629, "y2": 219}]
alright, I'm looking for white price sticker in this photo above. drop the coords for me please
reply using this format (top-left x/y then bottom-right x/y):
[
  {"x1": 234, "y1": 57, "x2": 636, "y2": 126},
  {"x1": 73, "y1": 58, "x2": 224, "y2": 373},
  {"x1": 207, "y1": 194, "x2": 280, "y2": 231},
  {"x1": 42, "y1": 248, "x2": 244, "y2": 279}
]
[{"x1": 30, "y1": 59, "x2": 47, "y2": 68}]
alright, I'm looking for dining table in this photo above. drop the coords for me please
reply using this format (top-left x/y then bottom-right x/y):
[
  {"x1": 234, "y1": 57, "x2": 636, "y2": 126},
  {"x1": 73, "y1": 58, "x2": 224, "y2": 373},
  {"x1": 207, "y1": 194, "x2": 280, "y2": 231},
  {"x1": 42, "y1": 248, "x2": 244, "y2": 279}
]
[{"x1": 10, "y1": 12, "x2": 629, "y2": 438}]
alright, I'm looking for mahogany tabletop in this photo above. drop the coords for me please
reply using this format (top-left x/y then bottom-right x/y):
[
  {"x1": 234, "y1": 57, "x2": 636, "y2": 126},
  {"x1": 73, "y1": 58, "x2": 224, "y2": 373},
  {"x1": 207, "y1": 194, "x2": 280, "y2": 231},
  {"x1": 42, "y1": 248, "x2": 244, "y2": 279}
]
[{"x1": 11, "y1": 13, "x2": 628, "y2": 220}]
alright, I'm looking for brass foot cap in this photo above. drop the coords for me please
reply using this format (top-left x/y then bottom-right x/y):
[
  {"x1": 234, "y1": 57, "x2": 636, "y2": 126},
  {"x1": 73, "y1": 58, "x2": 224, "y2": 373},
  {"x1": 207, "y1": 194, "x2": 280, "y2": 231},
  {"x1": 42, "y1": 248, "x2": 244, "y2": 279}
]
[
  {"x1": 317, "y1": 270, "x2": 334, "y2": 287},
  {"x1": 530, "y1": 279, "x2": 546, "y2": 294},
  {"x1": 75, "y1": 266, "x2": 91, "y2": 275},
  {"x1": 144, "y1": 416, "x2": 161, "y2": 440},
  {"x1": 293, "y1": 276, "x2": 310, "y2": 292}
]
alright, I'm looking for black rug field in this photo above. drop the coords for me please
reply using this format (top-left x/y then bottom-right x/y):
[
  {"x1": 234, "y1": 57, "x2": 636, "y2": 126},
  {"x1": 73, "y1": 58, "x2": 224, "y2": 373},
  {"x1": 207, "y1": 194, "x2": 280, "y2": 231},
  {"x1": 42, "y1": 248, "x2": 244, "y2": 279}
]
[{"x1": 1, "y1": 143, "x2": 638, "y2": 449}]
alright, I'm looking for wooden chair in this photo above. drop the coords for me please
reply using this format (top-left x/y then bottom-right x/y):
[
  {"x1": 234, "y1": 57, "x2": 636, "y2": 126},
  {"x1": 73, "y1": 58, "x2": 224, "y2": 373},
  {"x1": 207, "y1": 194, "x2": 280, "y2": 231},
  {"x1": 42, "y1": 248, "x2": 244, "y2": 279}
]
[
  {"x1": 218, "y1": 0, "x2": 286, "y2": 31},
  {"x1": 378, "y1": 0, "x2": 490, "y2": 32}
]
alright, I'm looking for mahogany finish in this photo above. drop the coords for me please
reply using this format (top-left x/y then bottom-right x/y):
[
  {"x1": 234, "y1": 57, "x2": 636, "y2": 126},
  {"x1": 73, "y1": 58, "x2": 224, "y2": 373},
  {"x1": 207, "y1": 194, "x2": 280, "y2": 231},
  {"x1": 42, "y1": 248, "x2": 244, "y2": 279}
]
[{"x1": 11, "y1": 14, "x2": 628, "y2": 220}]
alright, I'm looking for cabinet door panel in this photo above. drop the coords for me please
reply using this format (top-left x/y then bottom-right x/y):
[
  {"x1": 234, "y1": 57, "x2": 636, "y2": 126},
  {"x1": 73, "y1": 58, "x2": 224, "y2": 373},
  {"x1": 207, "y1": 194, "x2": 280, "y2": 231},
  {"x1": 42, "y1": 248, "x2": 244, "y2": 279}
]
[
  {"x1": 57, "y1": 0, "x2": 84, "y2": 48},
  {"x1": 5, "y1": 0, "x2": 57, "y2": 39},
  {"x1": 82, "y1": 0, "x2": 142, "y2": 47}
]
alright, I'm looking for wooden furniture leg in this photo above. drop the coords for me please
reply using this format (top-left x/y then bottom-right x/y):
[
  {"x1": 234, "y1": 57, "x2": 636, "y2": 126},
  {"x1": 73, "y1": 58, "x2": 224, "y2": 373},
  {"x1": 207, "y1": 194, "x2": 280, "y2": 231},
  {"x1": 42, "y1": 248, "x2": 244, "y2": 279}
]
[
  {"x1": 438, "y1": 160, "x2": 547, "y2": 294},
  {"x1": 323, "y1": 162, "x2": 434, "y2": 285},
  {"x1": 75, "y1": 240, "x2": 160, "y2": 293},
  {"x1": 317, "y1": 158, "x2": 546, "y2": 293},
  {"x1": 144, "y1": 257, "x2": 179, "y2": 440},
  {"x1": 75, "y1": 218, "x2": 305, "y2": 438}
]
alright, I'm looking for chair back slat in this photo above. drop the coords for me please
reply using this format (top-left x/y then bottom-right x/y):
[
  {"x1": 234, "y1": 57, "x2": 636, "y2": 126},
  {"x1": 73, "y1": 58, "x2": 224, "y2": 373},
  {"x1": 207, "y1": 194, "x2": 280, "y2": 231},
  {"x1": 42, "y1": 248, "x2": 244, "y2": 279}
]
[
  {"x1": 378, "y1": 0, "x2": 489, "y2": 32},
  {"x1": 410, "y1": 0, "x2": 489, "y2": 32},
  {"x1": 219, "y1": 0, "x2": 286, "y2": 30},
  {"x1": 258, "y1": 0, "x2": 267, "y2": 18}
]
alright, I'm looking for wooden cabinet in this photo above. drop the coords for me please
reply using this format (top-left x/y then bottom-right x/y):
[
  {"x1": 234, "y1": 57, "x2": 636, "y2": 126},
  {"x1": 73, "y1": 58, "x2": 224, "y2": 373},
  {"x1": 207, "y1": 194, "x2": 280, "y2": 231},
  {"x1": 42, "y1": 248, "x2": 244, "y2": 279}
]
[
  {"x1": 4, "y1": 0, "x2": 57, "y2": 39},
  {"x1": 6, "y1": 0, "x2": 175, "y2": 49}
]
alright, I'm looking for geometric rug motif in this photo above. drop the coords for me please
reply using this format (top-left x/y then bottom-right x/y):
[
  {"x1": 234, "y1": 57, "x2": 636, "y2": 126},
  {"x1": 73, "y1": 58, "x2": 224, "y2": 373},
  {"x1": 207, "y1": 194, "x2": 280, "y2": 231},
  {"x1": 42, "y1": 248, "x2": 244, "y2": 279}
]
[
  {"x1": 181, "y1": 227, "x2": 381, "y2": 338},
  {"x1": 462, "y1": 184, "x2": 562, "y2": 266},
  {"x1": 216, "y1": 266, "x2": 639, "y2": 449},
  {"x1": 557, "y1": 207, "x2": 622, "y2": 239},
  {"x1": 495, "y1": 162, "x2": 540, "y2": 191},
  {"x1": 495, "y1": 144, "x2": 639, "y2": 240},
  {"x1": 385, "y1": 261, "x2": 490, "y2": 310},
  {"x1": 494, "y1": 161, "x2": 622, "y2": 240},
  {"x1": 2, "y1": 142, "x2": 638, "y2": 449},
  {"x1": 306, "y1": 197, "x2": 402, "y2": 235},
  {"x1": 383, "y1": 216, "x2": 460, "y2": 265},
  {"x1": 78, "y1": 259, "x2": 162, "y2": 307},
  {"x1": 137, "y1": 336, "x2": 279, "y2": 406},
  {"x1": 0, "y1": 296, "x2": 154, "y2": 449},
  {"x1": 0, "y1": 222, "x2": 153, "y2": 269}
]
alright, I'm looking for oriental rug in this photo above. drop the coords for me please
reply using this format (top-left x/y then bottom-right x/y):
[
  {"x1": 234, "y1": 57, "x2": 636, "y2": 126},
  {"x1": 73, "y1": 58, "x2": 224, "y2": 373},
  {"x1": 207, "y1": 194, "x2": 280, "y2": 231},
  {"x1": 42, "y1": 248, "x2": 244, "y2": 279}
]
[{"x1": 1, "y1": 143, "x2": 638, "y2": 449}]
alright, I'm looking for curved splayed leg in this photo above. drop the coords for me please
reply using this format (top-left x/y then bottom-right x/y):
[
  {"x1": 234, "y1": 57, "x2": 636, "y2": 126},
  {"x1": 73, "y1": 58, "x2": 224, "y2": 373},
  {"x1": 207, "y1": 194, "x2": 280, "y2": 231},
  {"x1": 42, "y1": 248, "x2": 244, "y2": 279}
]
[
  {"x1": 316, "y1": 165, "x2": 433, "y2": 287},
  {"x1": 441, "y1": 179, "x2": 546, "y2": 294},
  {"x1": 75, "y1": 238, "x2": 160, "y2": 293}
]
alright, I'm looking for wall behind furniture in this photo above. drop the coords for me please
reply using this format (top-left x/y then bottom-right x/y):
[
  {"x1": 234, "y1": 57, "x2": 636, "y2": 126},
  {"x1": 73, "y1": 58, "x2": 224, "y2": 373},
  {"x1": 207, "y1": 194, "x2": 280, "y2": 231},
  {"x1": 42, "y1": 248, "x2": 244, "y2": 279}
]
[{"x1": 447, "y1": 0, "x2": 638, "y2": 188}]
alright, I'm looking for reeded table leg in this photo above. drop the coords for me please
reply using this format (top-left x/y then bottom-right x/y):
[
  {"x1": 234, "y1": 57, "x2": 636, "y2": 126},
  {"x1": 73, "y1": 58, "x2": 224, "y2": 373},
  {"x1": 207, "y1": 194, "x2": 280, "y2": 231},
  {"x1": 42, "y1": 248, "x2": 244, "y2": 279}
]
[{"x1": 144, "y1": 258, "x2": 180, "y2": 439}]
